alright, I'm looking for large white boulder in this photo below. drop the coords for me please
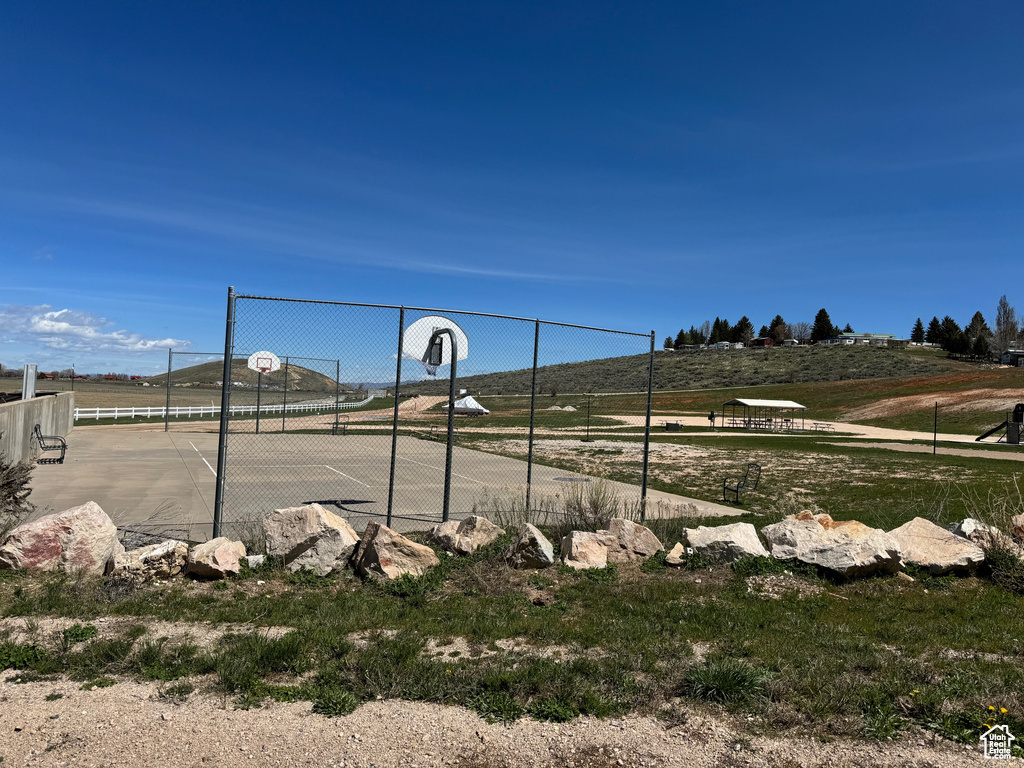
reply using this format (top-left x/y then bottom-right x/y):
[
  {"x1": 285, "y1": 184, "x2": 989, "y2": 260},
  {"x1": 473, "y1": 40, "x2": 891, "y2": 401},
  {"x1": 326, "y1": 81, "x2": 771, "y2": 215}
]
[
  {"x1": 761, "y1": 514, "x2": 902, "y2": 577},
  {"x1": 186, "y1": 538, "x2": 246, "y2": 579},
  {"x1": 429, "y1": 515, "x2": 505, "y2": 556},
  {"x1": 560, "y1": 531, "x2": 613, "y2": 570},
  {"x1": 354, "y1": 522, "x2": 440, "y2": 580},
  {"x1": 889, "y1": 517, "x2": 985, "y2": 574},
  {"x1": 683, "y1": 522, "x2": 768, "y2": 564},
  {"x1": 0, "y1": 501, "x2": 120, "y2": 576},
  {"x1": 599, "y1": 518, "x2": 663, "y2": 564},
  {"x1": 264, "y1": 503, "x2": 360, "y2": 576},
  {"x1": 504, "y1": 524, "x2": 555, "y2": 569},
  {"x1": 112, "y1": 539, "x2": 188, "y2": 582}
]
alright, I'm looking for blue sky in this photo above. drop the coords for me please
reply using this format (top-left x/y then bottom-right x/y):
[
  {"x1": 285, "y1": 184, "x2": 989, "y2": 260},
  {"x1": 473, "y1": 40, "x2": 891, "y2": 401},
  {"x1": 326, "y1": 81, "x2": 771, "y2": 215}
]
[{"x1": 2, "y1": 2, "x2": 1022, "y2": 374}]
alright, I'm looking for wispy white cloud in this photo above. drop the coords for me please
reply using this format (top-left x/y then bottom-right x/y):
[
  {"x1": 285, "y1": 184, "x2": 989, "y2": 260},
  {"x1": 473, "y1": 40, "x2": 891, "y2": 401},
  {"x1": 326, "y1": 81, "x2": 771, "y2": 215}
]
[{"x1": 0, "y1": 305, "x2": 188, "y2": 355}]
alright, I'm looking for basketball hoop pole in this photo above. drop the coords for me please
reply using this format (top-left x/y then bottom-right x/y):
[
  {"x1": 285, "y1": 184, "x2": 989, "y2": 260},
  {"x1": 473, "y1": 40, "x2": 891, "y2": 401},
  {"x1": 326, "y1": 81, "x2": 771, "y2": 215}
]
[
  {"x1": 255, "y1": 371, "x2": 263, "y2": 434},
  {"x1": 428, "y1": 328, "x2": 458, "y2": 523}
]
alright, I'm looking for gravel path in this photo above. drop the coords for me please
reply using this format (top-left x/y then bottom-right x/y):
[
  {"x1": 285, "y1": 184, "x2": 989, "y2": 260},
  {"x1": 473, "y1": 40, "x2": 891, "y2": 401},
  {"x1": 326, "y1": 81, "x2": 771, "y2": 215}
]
[{"x1": 0, "y1": 679, "x2": 989, "y2": 767}]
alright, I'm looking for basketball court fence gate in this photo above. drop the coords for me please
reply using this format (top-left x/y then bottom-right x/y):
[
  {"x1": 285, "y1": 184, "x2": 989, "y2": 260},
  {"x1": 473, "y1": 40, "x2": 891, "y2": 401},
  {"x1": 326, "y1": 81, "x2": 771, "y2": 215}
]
[{"x1": 213, "y1": 288, "x2": 656, "y2": 539}]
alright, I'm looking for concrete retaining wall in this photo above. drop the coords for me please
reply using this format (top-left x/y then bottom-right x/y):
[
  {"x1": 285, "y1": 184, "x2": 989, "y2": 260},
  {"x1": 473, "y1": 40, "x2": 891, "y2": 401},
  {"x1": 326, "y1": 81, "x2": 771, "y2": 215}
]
[{"x1": 0, "y1": 392, "x2": 75, "y2": 464}]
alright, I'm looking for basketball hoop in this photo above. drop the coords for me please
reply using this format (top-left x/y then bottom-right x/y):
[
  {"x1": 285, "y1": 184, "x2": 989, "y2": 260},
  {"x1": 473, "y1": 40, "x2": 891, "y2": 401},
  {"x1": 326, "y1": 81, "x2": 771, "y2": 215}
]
[{"x1": 247, "y1": 351, "x2": 281, "y2": 375}]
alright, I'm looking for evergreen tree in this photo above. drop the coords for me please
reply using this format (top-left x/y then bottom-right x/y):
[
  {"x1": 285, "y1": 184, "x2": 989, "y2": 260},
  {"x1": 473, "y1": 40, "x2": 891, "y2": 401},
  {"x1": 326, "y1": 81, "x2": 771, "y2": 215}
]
[
  {"x1": 964, "y1": 311, "x2": 991, "y2": 344},
  {"x1": 758, "y1": 325, "x2": 769, "y2": 339},
  {"x1": 925, "y1": 316, "x2": 941, "y2": 343},
  {"x1": 938, "y1": 316, "x2": 962, "y2": 351},
  {"x1": 663, "y1": 337, "x2": 674, "y2": 350},
  {"x1": 674, "y1": 328, "x2": 688, "y2": 349},
  {"x1": 972, "y1": 334, "x2": 990, "y2": 359},
  {"x1": 767, "y1": 314, "x2": 789, "y2": 342},
  {"x1": 910, "y1": 318, "x2": 925, "y2": 343},
  {"x1": 689, "y1": 324, "x2": 707, "y2": 346},
  {"x1": 732, "y1": 316, "x2": 755, "y2": 345},
  {"x1": 811, "y1": 309, "x2": 834, "y2": 342},
  {"x1": 842, "y1": 323, "x2": 853, "y2": 333},
  {"x1": 708, "y1": 318, "x2": 722, "y2": 344}
]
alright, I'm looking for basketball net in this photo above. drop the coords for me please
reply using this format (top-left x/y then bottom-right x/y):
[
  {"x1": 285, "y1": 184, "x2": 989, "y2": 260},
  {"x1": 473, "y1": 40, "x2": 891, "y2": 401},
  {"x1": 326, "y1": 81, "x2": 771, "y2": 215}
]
[{"x1": 419, "y1": 360, "x2": 439, "y2": 377}]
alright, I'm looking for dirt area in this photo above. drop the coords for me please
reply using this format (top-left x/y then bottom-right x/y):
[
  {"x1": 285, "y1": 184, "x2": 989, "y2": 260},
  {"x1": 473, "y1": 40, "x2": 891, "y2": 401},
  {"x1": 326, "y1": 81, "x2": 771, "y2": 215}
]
[
  {"x1": 0, "y1": 679, "x2": 988, "y2": 768},
  {"x1": 841, "y1": 388, "x2": 1023, "y2": 421},
  {"x1": 826, "y1": 442, "x2": 1024, "y2": 463}
]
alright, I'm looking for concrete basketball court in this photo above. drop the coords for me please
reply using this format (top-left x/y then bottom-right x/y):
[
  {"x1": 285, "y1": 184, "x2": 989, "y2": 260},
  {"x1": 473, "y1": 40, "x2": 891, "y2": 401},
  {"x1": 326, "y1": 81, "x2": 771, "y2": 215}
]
[{"x1": 27, "y1": 428, "x2": 737, "y2": 541}]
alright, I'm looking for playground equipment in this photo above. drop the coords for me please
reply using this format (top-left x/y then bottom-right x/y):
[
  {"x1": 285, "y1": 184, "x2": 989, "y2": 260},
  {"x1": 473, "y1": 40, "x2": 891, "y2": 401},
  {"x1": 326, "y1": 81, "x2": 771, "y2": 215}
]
[{"x1": 976, "y1": 403, "x2": 1023, "y2": 445}]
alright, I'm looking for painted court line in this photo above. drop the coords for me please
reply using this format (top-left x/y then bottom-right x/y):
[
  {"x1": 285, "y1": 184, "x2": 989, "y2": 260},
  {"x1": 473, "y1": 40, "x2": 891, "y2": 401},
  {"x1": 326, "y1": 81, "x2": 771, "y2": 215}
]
[
  {"x1": 396, "y1": 455, "x2": 485, "y2": 484},
  {"x1": 189, "y1": 441, "x2": 217, "y2": 476},
  {"x1": 324, "y1": 465, "x2": 372, "y2": 488}
]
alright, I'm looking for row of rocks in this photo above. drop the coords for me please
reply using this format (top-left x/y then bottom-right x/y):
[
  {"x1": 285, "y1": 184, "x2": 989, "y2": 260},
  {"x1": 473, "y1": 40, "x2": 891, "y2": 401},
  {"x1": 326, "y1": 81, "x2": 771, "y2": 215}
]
[
  {"x1": 0, "y1": 501, "x2": 252, "y2": 580},
  {"x1": 3, "y1": 500, "x2": 1021, "y2": 583},
  {"x1": 662, "y1": 512, "x2": 1024, "y2": 577}
]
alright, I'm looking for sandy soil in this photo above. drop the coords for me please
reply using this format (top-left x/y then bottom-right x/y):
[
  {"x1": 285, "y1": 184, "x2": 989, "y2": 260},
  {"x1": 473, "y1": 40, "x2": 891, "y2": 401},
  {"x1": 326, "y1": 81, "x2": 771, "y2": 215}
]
[
  {"x1": 842, "y1": 388, "x2": 1024, "y2": 421},
  {"x1": 0, "y1": 679, "x2": 988, "y2": 768}
]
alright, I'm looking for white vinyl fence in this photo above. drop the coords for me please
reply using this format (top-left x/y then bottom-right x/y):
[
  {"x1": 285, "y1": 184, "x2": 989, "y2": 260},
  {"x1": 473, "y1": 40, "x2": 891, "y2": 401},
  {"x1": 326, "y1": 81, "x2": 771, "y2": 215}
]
[{"x1": 74, "y1": 394, "x2": 377, "y2": 421}]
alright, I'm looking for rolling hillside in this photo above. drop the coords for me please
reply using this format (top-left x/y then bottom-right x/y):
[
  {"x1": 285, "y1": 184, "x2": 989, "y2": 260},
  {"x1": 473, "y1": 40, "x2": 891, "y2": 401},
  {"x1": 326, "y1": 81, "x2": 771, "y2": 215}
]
[
  {"x1": 405, "y1": 345, "x2": 968, "y2": 395},
  {"x1": 146, "y1": 360, "x2": 347, "y2": 392}
]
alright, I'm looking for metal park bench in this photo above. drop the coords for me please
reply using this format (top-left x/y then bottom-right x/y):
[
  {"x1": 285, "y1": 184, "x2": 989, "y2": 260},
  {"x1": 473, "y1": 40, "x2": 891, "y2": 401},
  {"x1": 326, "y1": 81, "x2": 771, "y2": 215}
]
[
  {"x1": 663, "y1": 420, "x2": 681, "y2": 432},
  {"x1": 813, "y1": 422, "x2": 835, "y2": 432},
  {"x1": 723, "y1": 461, "x2": 760, "y2": 504},
  {"x1": 33, "y1": 424, "x2": 67, "y2": 464}
]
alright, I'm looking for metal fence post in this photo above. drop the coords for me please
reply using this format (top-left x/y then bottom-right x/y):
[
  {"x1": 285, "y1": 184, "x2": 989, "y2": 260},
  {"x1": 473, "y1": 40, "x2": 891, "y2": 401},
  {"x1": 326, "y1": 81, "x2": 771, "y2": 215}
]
[
  {"x1": 335, "y1": 361, "x2": 341, "y2": 433},
  {"x1": 526, "y1": 320, "x2": 540, "y2": 513},
  {"x1": 164, "y1": 348, "x2": 172, "y2": 432},
  {"x1": 255, "y1": 371, "x2": 262, "y2": 434},
  {"x1": 211, "y1": 286, "x2": 235, "y2": 540},
  {"x1": 640, "y1": 331, "x2": 655, "y2": 522},
  {"x1": 281, "y1": 357, "x2": 289, "y2": 432},
  {"x1": 442, "y1": 332, "x2": 458, "y2": 523},
  {"x1": 387, "y1": 307, "x2": 405, "y2": 527},
  {"x1": 213, "y1": 287, "x2": 236, "y2": 540}
]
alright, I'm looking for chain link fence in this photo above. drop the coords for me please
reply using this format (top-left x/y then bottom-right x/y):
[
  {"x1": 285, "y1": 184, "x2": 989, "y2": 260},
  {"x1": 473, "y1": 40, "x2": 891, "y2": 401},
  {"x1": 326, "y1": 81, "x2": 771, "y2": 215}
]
[{"x1": 214, "y1": 290, "x2": 655, "y2": 538}]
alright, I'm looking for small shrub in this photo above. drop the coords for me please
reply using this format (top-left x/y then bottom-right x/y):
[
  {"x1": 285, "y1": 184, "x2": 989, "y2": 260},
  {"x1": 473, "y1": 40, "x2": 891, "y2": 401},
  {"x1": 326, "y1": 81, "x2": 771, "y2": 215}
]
[
  {"x1": 683, "y1": 656, "x2": 769, "y2": 705},
  {"x1": 0, "y1": 440, "x2": 34, "y2": 539},
  {"x1": 530, "y1": 697, "x2": 580, "y2": 722},
  {"x1": 985, "y1": 544, "x2": 1024, "y2": 595},
  {"x1": 61, "y1": 624, "x2": 98, "y2": 645},
  {"x1": 470, "y1": 691, "x2": 526, "y2": 724},
  {"x1": 311, "y1": 686, "x2": 360, "y2": 717},
  {"x1": 862, "y1": 703, "x2": 904, "y2": 740},
  {"x1": 44, "y1": 692, "x2": 63, "y2": 701},
  {"x1": 0, "y1": 642, "x2": 49, "y2": 671},
  {"x1": 640, "y1": 551, "x2": 667, "y2": 574}
]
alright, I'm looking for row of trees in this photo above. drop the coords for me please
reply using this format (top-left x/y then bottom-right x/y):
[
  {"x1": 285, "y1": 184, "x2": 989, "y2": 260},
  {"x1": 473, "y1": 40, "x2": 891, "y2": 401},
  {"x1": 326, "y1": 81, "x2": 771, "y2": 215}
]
[
  {"x1": 665, "y1": 308, "x2": 852, "y2": 349},
  {"x1": 910, "y1": 295, "x2": 1022, "y2": 358}
]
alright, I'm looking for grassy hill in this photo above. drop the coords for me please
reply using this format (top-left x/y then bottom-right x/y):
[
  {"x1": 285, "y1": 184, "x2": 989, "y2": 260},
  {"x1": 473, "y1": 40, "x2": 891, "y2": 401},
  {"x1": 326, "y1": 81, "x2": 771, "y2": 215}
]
[
  {"x1": 405, "y1": 345, "x2": 967, "y2": 396},
  {"x1": 146, "y1": 360, "x2": 346, "y2": 392}
]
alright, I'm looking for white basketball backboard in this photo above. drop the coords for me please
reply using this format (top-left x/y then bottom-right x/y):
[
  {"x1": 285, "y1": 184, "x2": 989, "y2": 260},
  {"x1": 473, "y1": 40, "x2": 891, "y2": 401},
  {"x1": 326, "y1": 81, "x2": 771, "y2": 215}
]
[
  {"x1": 402, "y1": 316, "x2": 468, "y2": 372},
  {"x1": 247, "y1": 350, "x2": 281, "y2": 374}
]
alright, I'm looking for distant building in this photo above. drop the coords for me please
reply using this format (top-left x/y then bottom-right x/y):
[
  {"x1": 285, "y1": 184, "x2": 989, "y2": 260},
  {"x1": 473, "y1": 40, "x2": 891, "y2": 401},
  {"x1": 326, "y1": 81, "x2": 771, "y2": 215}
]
[
  {"x1": 1003, "y1": 349, "x2": 1024, "y2": 367},
  {"x1": 751, "y1": 337, "x2": 774, "y2": 347}
]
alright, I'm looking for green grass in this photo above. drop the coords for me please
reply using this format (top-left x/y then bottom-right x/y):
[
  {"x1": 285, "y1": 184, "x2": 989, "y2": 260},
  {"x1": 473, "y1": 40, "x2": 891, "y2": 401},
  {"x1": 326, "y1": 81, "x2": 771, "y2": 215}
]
[{"x1": 1, "y1": 523, "x2": 1022, "y2": 743}]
